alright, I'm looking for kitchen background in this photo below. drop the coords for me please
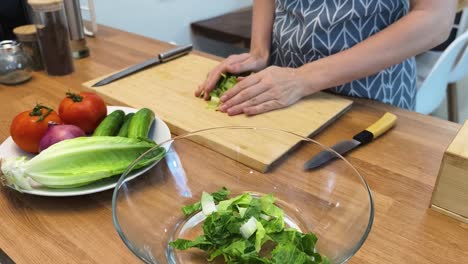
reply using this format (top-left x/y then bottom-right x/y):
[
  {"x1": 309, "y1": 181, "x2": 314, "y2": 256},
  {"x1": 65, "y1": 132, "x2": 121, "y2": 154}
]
[
  {"x1": 81, "y1": 0, "x2": 252, "y2": 56},
  {"x1": 2, "y1": 0, "x2": 466, "y2": 123},
  {"x1": 79, "y1": 0, "x2": 467, "y2": 123}
]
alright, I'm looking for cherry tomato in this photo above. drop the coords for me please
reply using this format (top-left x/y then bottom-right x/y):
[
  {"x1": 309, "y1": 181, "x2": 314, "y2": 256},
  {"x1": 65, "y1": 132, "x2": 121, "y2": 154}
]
[
  {"x1": 58, "y1": 92, "x2": 107, "y2": 133},
  {"x1": 10, "y1": 105, "x2": 63, "y2": 153}
]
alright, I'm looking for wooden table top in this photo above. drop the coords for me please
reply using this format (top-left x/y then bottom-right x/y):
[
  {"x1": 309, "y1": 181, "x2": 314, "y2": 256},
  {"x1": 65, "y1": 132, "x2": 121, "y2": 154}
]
[
  {"x1": 0, "y1": 25, "x2": 467, "y2": 264},
  {"x1": 191, "y1": 7, "x2": 252, "y2": 48}
]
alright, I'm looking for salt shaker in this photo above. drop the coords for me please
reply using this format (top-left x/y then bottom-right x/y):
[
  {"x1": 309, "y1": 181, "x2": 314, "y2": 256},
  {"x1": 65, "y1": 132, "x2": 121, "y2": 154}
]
[
  {"x1": 0, "y1": 40, "x2": 33, "y2": 85},
  {"x1": 28, "y1": 0, "x2": 74, "y2": 76}
]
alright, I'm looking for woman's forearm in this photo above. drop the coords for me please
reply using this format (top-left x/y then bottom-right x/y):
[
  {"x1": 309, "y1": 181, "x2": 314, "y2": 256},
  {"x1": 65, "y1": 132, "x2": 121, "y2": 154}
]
[
  {"x1": 250, "y1": 0, "x2": 275, "y2": 59},
  {"x1": 298, "y1": 0, "x2": 457, "y2": 95}
]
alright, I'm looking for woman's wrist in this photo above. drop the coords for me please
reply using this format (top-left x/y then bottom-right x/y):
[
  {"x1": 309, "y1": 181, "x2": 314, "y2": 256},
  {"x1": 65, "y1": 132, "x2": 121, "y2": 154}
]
[
  {"x1": 250, "y1": 47, "x2": 270, "y2": 62},
  {"x1": 295, "y1": 62, "x2": 330, "y2": 97}
]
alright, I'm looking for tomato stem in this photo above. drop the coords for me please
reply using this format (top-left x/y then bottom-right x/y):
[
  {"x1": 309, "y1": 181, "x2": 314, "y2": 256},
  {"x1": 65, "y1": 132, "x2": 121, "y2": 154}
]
[
  {"x1": 30, "y1": 104, "x2": 53, "y2": 122},
  {"x1": 66, "y1": 92, "x2": 83, "y2": 102}
]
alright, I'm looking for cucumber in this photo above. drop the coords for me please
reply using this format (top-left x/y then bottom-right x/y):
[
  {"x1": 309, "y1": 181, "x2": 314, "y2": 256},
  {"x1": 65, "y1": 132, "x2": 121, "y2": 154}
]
[
  {"x1": 92, "y1": 110, "x2": 125, "y2": 136},
  {"x1": 127, "y1": 108, "x2": 155, "y2": 139},
  {"x1": 117, "y1": 113, "x2": 135, "y2": 137}
]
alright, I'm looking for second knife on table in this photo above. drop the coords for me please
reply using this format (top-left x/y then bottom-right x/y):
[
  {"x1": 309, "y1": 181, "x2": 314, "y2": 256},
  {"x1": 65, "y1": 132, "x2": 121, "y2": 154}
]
[{"x1": 304, "y1": 112, "x2": 398, "y2": 170}]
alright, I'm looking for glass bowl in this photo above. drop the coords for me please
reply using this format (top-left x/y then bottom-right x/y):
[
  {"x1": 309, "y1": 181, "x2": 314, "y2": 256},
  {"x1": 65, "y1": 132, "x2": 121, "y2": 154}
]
[{"x1": 112, "y1": 127, "x2": 374, "y2": 264}]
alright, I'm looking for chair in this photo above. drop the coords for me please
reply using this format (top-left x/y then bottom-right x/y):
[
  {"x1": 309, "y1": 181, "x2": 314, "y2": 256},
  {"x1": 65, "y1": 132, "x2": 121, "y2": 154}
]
[{"x1": 415, "y1": 27, "x2": 468, "y2": 121}]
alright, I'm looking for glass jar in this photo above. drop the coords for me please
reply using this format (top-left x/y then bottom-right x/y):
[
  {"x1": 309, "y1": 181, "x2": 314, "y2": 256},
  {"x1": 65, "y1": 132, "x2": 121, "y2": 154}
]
[
  {"x1": 29, "y1": 0, "x2": 74, "y2": 76},
  {"x1": 13, "y1": 24, "x2": 44, "y2": 71},
  {"x1": 0, "y1": 40, "x2": 33, "y2": 85}
]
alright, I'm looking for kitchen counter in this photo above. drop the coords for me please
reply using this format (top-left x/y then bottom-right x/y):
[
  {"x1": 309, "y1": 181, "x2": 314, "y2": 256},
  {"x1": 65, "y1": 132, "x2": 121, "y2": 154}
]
[
  {"x1": 191, "y1": 7, "x2": 252, "y2": 48},
  {"x1": 0, "y1": 25, "x2": 467, "y2": 263}
]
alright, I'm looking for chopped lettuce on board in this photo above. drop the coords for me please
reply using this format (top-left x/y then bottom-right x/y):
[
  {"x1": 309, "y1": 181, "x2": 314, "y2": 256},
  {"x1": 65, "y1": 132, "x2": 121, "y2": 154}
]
[
  {"x1": 206, "y1": 73, "x2": 239, "y2": 110},
  {"x1": 170, "y1": 187, "x2": 330, "y2": 264}
]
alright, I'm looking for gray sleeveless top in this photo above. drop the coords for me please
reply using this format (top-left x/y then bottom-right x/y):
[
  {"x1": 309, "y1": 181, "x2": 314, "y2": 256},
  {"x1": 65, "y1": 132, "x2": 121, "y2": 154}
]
[{"x1": 270, "y1": 0, "x2": 416, "y2": 110}]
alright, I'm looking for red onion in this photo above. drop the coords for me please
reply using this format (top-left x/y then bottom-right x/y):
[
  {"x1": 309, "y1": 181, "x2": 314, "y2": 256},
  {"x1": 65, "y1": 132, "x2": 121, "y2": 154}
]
[{"x1": 38, "y1": 123, "x2": 85, "y2": 152}]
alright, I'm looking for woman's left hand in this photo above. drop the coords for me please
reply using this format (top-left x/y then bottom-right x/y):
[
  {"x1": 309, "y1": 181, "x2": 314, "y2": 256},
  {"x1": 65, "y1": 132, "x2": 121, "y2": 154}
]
[{"x1": 219, "y1": 66, "x2": 310, "y2": 116}]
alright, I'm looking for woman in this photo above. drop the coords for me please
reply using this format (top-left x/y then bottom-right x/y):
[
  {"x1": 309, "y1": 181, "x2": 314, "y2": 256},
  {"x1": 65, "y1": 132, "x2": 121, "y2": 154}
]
[{"x1": 195, "y1": 0, "x2": 457, "y2": 116}]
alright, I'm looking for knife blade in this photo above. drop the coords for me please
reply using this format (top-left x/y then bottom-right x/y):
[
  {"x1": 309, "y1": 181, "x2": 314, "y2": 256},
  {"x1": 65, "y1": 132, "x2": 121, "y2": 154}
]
[
  {"x1": 92, "y1": 44, "x2": 193, "y2": 87},
  {"x1": 304, "y1": 112, "x2": 397, "y2": 170}
]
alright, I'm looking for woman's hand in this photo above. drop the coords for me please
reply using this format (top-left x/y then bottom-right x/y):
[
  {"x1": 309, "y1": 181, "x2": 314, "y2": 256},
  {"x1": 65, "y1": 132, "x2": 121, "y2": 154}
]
[
  {"x1": 219, "y1": 66, "x2": 314, "y2": 116},
  {"x1": 195, "y1": 52, "x2": 269, "y2": 100}
]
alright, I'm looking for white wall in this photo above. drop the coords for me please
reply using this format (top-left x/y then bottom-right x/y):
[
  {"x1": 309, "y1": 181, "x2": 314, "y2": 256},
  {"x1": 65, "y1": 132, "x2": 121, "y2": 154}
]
[{"x1": 81, "y1": 0, "x2": 252, "y2": 56}]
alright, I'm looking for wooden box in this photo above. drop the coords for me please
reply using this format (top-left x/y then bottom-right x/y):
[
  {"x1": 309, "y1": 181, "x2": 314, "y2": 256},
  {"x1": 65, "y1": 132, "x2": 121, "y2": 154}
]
[{"x1": 431, "y1": 121, "x2": 468, "y2": 223}]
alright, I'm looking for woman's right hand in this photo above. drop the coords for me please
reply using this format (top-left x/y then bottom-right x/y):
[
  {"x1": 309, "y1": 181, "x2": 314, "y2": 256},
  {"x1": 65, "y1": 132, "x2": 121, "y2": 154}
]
[{"x1": 195, "y1": 52, "x2": 269, "y2": 100}]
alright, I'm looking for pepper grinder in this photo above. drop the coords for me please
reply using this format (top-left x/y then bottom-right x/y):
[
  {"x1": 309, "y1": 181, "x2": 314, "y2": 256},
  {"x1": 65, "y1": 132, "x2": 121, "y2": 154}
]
[
  {"x1": 28, "y1": 0, "x2": 75, "y2": 76},
  {"x1": 63, "y1": 0, "x2": 90, "y2": 58}
]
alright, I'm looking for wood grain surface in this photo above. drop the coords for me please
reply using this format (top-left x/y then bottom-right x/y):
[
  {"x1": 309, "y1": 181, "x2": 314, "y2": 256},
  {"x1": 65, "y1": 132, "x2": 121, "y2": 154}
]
[
  {"x1": 83, "y1": 53, "x2": 352, "y2": 172},
  {"x1": 446, "y1": 120, "x2": 468, "y2": 157},
  {"x1": 0, "y1": 25, "x2": 467, "y2": 263},
  {"x1": 431, "y1": 121, "x2": 468, "y2": 223}
]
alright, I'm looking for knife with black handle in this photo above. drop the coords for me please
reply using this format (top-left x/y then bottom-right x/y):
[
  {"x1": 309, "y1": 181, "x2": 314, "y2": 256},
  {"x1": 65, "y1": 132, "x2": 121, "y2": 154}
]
[
  {"x1": 304, "y1": 112, "x2": 397, "y2": 170},
  {"x1": 92, "y1": 44, "x2": 193, "y2": 87}
]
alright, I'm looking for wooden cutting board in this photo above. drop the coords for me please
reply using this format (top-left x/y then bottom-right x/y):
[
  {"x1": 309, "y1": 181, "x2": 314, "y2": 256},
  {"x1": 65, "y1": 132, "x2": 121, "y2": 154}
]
[{"x1": 83, "y1": 54, "x2": 352, "y2": 172}]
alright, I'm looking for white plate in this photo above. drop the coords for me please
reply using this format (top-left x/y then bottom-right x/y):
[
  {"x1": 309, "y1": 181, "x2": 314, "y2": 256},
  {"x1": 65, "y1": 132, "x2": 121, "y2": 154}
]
[{"x1": 0, "y1": 106, "x2": 171, "y2": 197}]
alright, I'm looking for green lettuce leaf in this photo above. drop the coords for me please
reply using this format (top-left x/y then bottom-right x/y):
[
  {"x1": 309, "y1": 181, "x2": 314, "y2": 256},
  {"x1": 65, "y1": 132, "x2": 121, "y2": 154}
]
[
  {"x1": 169, "y1": 235, "x2": 212, "y2": 251},
  {"x1": 271, "y1": 243, "x2": 314, "y2": 264},
  {"x1": 181, "y1": 187, "x2": 230, "y2": 216},
  {"x1": 218, "y1": 193, "x2": 253, "y2": 213},
  {"x1": 207, "y1": 73, "x2": 239, "y2": 109},
  {"x1": 254, "y1": 220, "x2": 267, "y2": 253},
  {"x1": 171, "y1": 188, "x2": 328, "y2": 264}
]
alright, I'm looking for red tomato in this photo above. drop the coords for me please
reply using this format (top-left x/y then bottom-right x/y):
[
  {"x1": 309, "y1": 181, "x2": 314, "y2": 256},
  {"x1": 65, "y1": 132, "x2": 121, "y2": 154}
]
[
  {"x1": 10, "y1": 105, "x2": 63, "y2": 153},
  {"x1": 58, "y1": 92, "x2": 107, "y2": 133}
]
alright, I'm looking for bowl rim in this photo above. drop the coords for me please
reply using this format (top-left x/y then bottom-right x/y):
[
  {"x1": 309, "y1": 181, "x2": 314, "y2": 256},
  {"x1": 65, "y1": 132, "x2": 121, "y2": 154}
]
[{"x1": 111, "y1": 126, "x2": 375, "y2": 264}]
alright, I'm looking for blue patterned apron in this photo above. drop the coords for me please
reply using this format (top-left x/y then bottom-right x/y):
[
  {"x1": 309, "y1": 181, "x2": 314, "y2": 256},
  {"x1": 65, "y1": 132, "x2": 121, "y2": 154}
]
[{"x1": 270, "y1": 0, "x2": 417, "y2": 110}]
